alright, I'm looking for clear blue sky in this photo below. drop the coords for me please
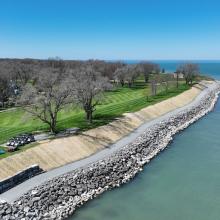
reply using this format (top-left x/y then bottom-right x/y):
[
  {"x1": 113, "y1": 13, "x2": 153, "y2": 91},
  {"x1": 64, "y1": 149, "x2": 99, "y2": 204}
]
[{"x1": 0, "y1": 0, "x2": 220, "y2": 60}]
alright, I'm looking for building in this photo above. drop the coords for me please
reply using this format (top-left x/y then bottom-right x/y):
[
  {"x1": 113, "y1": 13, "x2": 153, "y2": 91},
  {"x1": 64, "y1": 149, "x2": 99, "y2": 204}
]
[{"x1": 173, "y1": 72, "x2": 184, "y2": 79}]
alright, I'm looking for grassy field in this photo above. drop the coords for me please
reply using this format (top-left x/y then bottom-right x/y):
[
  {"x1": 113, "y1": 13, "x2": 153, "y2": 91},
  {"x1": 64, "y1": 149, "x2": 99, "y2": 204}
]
[{"x1": 0, "y1": 81, "x2": 190, "y2": 145}]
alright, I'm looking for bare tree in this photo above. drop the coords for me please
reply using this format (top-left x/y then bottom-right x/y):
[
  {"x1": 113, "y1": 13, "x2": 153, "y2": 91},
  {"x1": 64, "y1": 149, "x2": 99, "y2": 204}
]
[
  {"x1": 11, "y1": 62, "x2": 35, "y2": 87},
  {"x1": 113, "y1": 64, "x2": 140, "y2": 87},
  {"x1": 175, "y1": 68, "x2": 181, "y2": 88},
  {"x1": 47, "y1": 57, "x2": 66, "y2": 74},
  {"x1": 125, "y1": 65, "x2": 141, "y2": 87},
  {"x1": 149, "y1": 74, "x2": 163, "y2": 96},
  {"x1": 86, "y1": 60, "x2": 123, "y2": 80},
  {"x1": 19, "y1": 68, "x2": 72, "y2": 133},
  {"x1": 113, "y1": 66, "x2": 126, "y2": 87},
  {"x1": 150, "y1": 80, "x2": 157, "y2": 96},
  {"x1": 0, "y1": 72, "x2": 10, "y2": 108},
  {"x1": 70, "y1": 65, "x2": 112, "y2": 123},
  {"x1": 0, "y1": 62, "x2": 12, "y2": 108},
  {"x1": 162, "y1": 74, "x2": 172, "y2": 93},
  {"x1": 139, "y1": 62, "x2": 160, "y2": 83},
  {"x1": 178, "y1": 63, "x2": 199, "y2": 85}
]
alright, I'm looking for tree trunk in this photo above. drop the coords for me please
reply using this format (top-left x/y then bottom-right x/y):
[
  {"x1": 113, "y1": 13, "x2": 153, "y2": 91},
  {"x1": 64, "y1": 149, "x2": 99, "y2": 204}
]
[
  {"x1": 86, "y1": 110, "x2": 93, "y2": 124},
  {"x1": 144, "y1": 73, "x2": 149, "y2": 83},
  {"x1": 166, "y1": 82, "x2": 168, "y2": 93},
  {"x1": 151, "y1": 81, "x2": 157, "y2": 96},
  {"x1": 151, "y1": 82, "x2": 154, "y2": 96},
  {"x1": 176, "y1": 74, "x2": 179, "y2": 88},
  {"x1": 50, "y1": 119, "x2": 57, "y2": 134}
]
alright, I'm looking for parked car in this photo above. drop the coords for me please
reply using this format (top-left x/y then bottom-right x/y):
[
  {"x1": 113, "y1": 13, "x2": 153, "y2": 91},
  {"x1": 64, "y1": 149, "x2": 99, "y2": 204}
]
[
  {"x1": 6, "y1": 133, "x2": 35, "y2": 148},
  {"x1": 7, "y1": 146, "x2": 17, "y2": 152}
]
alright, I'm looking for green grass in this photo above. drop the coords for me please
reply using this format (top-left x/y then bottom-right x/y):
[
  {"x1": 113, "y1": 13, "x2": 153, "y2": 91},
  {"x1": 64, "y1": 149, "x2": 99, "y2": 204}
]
[{"x1": 0, "y1": 81, "x2": 190, "y2": 145}]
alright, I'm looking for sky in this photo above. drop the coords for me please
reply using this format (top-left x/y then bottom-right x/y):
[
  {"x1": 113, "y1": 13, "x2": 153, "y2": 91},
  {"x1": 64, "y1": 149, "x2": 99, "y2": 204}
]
[{"x1": 0, "y1": 0, "x2": 220, "y2": 60}]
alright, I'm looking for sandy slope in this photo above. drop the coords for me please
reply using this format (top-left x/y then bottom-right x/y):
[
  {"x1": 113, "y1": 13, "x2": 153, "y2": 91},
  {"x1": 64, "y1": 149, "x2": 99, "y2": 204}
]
[{"x1": 0, "y1": 84, "x2": 204, "y2": 180}]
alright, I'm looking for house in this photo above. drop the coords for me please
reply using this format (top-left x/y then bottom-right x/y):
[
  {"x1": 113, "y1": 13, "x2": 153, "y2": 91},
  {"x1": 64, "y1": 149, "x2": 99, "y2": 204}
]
[{"x1": 173, "y1": 72, "x2": 184, "y2": 79}]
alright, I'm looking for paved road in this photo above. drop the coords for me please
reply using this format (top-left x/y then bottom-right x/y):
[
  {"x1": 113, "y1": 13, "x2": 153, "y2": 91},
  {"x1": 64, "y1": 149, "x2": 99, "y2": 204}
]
[{"x1": 0, "y1": 82, "x2": 218, "y2": 203}]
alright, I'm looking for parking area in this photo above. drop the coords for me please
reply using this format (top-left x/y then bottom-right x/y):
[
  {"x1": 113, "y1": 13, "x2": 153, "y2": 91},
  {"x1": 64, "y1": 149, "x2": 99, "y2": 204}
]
[{"x1": 0, "y1": 127, "x2": 80, "y2": 157}]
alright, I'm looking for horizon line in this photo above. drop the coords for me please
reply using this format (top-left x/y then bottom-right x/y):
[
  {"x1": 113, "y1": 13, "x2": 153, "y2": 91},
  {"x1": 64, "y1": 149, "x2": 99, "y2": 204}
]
[{"x1": 1, "y1": 57, "x2": 220, "y2": 62}]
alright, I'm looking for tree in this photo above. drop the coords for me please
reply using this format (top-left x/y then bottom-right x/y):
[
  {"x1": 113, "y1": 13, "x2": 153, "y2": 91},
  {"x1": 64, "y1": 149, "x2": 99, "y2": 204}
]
[
  {"x1": 70, "y1": 65, "x2": 112, "y2": 123},
  {"x1": 11, "y1": 62, "x2": 35, "y2": 87},
  {"x1": 114, "y1": 64, "x2": 140, "y2": 87},
  {"x1": 0, "y1": 72, "x2": 10, "y2": 108},
  {"x1": 139, "y1": 62, "x2": 160, "y2": 83},
  {"x1": 175, "y1": 67, "x2": 181, "y2": 88},
  {"x1": 113, "y1": 66, "x2": 126, "y2": 87},
  {"x1": 124, "y1": 65, "x2": 141, "y2": 87},
  {"x1": 178, "y1": 63, "x2": 199, "y2": 85},
  {"x1": 47, "y1": 57, "x2": 66, "y2": 74},
  {"x1": 86, "y1": 60, "x2": 123, "y2": 80},
  {"x1": 149, "y1": 74, "x2": 163, "y2": 96},
  {"x1": 162, "y1": 74, "x2": 172, "y2": 93},
  {"x1": 19, "y1": 68, "x2": 72, "y2": 133},
  {"x1": 150, "y1": 79, "x2": 157, "y2": 96},
  {"x1": 0, "y1": 62, "x2": 12, "y2": 108}
]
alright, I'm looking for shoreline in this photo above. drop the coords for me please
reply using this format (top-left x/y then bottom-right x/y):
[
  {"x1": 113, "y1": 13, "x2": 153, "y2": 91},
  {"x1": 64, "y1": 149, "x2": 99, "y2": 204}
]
[
  {"x1": 0, "y1": 81, "x2": 219, "y2": 220},
  {"x1": 0, "y1": 83, "x2": 205, "y2": 202}
]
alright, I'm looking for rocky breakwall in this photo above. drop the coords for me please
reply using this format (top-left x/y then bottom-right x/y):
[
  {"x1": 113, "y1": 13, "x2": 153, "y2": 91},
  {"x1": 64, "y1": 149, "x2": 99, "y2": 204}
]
[{"x1": 0, "y1": 83, "x2": 220, "y2": 220}]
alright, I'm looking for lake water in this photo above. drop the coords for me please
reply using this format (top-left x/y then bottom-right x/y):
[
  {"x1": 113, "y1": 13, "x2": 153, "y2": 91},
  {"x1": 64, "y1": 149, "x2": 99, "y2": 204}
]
[
  {"x1": 125, "y1": 60, "x2": 220, "y2": 79},
  {"x1": 157, "y1": 61, "x2": 220, "y2": 80},
  {"x1": 70, "y1": 62, "x2": 220, "y2": 220}
]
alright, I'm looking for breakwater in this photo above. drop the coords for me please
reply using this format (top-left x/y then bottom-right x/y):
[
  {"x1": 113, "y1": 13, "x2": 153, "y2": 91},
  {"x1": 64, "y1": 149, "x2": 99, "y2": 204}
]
[{"x1": 0, "y1": 83, "x2": 219, "y2": 220}]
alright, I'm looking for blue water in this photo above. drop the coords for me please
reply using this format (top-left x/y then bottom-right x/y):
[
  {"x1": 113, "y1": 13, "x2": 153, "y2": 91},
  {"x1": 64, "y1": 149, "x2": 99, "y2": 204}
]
[
  {"x1": 157, "y1": 61, "x2": 220, "y2": 80},
  {"x1": 70, "y1": 62, "x2": 220, "y2": 220},
  {"x1": 123, "y1": 60, "x2": 220, "y2": 80}
]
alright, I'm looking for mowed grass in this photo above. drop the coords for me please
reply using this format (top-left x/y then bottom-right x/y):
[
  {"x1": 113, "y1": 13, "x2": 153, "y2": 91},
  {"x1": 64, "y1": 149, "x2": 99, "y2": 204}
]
[{"x1": 0, "y1": 81, "x2": 190, "y2": 144}]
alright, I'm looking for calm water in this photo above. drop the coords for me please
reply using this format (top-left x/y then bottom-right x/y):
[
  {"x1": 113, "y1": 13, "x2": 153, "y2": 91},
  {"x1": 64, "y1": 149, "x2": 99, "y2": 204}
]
[
  {"x1": 157, "y1": 61, "x2": 220, "y2": 80},
  {"x1": 70, "y1": 62, "x2": 220, "y2": 220},
  {"x1": 125, "y1": 60, "x2": 220, "y2": 80}
]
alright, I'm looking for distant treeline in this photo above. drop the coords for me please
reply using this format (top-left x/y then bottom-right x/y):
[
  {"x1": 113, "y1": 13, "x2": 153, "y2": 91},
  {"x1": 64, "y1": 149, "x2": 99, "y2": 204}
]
[{"x1": 0, "y1": 58, "x2": 201, "y2": 133}]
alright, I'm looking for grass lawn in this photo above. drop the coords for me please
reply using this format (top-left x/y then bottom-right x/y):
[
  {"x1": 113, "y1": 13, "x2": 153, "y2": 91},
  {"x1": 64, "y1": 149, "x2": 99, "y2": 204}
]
[{"x1": 0, "y1": 81, "x2": 190, "y2": 145}]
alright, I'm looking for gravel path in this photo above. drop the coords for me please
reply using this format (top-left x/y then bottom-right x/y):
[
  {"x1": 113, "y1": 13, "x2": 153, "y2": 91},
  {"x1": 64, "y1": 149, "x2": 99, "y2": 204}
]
[{"x1": 0, "y1": 81, "x2": 218, "y2": 203}]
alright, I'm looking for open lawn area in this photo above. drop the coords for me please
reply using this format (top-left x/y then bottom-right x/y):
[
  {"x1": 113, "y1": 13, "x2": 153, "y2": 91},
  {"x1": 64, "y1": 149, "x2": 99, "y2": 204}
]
[{"x1": 0, "y1": 81, "x2": 190, "y2": 145}]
